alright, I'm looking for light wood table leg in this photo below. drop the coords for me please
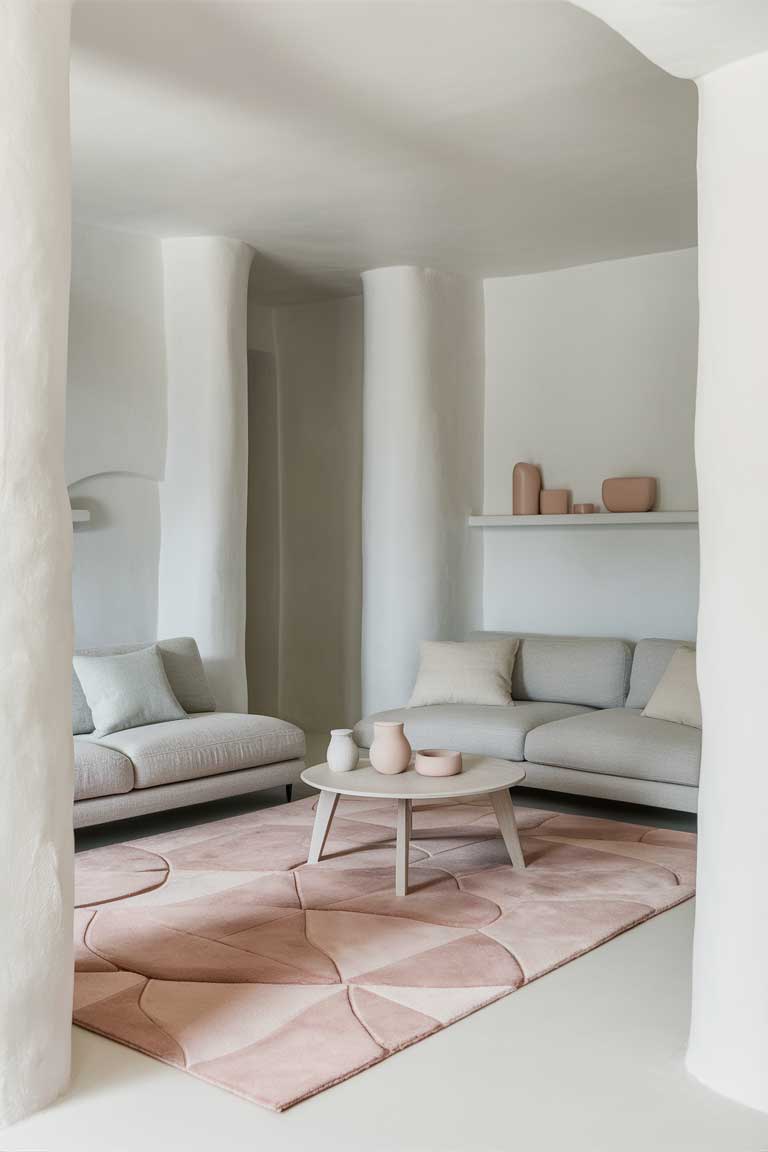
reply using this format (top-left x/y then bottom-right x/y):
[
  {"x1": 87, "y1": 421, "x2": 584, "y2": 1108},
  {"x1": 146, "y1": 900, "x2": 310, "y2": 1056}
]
[
  {"x1": 490, "y1": 788, "x2": 526, "y2": 870},
  {"x1": 307, "y1": 789, "x2": 340, "y2": 864},
  {"x1": 395, "y1": 798, "x2": 413, "y2": 896}
]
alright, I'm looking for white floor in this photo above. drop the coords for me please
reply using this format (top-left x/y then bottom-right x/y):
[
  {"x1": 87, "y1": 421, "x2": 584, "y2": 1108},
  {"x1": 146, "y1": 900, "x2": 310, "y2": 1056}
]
[{"x1": 5, "y1": 771, "x2": 768, "y2": 1151}]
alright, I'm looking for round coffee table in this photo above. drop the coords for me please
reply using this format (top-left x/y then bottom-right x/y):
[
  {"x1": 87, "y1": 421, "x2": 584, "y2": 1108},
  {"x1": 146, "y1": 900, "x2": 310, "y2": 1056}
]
[{"x1": 301, "y1": 755, "x2": 527, "y2": 897}]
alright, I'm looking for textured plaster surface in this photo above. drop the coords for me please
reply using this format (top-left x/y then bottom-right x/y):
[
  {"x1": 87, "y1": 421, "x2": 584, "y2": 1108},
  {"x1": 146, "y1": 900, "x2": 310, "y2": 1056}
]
[
  {"x1": 0, "y1": 0, "x2": 74, "y2": 1128},
  {"x1": 361, "y1": 267, "x2": 483, "y2": 716},
  {"x1": 158, "y1": 237, "x2": 253, "y2": 713},
  {"x1": 686, "y1": 49, "x2": 768, "y2": 1114}
]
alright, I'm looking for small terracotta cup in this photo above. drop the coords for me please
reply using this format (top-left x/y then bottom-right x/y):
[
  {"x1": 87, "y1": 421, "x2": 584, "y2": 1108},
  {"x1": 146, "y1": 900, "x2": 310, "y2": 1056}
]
[
  {"x1": 572, "y1": 503, "x2": 596, "y2": 514},
  {"x1": 414, "y1": 749, "x2": 463, "y2": 777}
]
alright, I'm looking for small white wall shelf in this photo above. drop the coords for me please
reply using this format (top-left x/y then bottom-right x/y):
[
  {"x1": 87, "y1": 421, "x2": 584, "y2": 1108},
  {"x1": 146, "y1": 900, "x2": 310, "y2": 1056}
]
[
  {"x1": 469, "y1": 511, "x2": 698, "y2": 528},
  {"x1": 71, "y1": 509, "x2": 90, "y2": 523}
]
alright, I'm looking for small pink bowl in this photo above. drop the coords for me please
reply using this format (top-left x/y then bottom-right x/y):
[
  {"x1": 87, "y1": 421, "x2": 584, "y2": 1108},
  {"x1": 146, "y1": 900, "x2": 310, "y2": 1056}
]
[{"x1": 414, "y1": 749, "x2": 463, "y2": 777}]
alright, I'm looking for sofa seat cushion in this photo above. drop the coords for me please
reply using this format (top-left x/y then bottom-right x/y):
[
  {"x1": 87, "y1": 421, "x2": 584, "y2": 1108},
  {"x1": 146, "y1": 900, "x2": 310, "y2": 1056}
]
[
  {"x1": 98, "y1": 713, "x2": 305, "y2": 790},
  {"x1": 74, "y1": 737, "x2": 134, "y2": 802},
  {"x1": 354, "y1": 703, "x2": 593, "y2": 763},
  {"x1": 524, "y1": 707, "x2": 701, "y2": 787}
]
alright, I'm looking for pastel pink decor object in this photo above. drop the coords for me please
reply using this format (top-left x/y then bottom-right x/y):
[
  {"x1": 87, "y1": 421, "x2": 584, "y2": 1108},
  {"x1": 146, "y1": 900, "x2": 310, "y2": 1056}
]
[
  {"x1": 572, "y1": 503, "x2": 596, "y2": 514},
  {"x1": 414, "y1": 749, "x2": 463, "y2": 777},
  {"x1": 602, "y1": 477, "x2": 657, "y2": 513},
  {"x1": 369, "y1": 721, "x2": 411, "y2": 774},
  {"x1": 539, "y1": 489, "x2": 569, "y2": 515},
  {"x1": 72, "y1": 798, "x2": 696, "y2": 1112},
  {"x1": 512, "y1": 462, "x2": 541, "y2": 515}
]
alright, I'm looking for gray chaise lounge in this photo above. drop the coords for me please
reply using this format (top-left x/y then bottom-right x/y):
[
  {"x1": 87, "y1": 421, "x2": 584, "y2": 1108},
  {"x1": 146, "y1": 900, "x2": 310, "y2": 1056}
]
[
  {"x1": 354, "y1": 634, "x2": 699, "y2": 813},
  {"x1": 73, "y1": 637, "x2": 305, "y2": 828}
]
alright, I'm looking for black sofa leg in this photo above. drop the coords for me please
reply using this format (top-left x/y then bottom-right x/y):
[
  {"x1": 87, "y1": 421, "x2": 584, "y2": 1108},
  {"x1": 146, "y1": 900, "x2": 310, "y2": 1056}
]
[{"x1": 285, "y1": 783, "x2": 293, "y2": 803}]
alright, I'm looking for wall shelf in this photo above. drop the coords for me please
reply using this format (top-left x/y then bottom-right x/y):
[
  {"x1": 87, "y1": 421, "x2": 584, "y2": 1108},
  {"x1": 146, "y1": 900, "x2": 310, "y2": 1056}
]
[
  {"x1": 71, "y1": 509, "x2": 90, "y2": 523},
  {"x1": 469, "y1": 511, "x2": 698, "y2": 528}
]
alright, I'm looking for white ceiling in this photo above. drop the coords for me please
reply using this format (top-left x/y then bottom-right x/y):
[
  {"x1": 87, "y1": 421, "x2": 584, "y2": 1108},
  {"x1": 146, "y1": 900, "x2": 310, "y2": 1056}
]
[
  {"x1": 71, "y1": 1, "x2": 698, "y2": 303},
  {"x1": 575, "y1": 0, "x2": 768, "y2": 80}
]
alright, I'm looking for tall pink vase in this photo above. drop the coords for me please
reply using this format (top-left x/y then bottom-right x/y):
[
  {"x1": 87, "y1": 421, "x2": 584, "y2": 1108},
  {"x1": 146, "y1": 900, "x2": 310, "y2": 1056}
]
[
  {"x1": 512, "y1": 462, "x2": 541, "y2": 515},
  {"x1": 369, "y1": 721, "x2": 412, "y2": 775}
]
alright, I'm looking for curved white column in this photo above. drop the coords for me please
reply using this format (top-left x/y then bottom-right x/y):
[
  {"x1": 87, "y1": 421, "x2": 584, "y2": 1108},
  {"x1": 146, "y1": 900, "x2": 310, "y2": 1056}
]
[
  {"x1": 685, "y1": 49, "x2": 768, "y2": 1113},
  {"x1": 158, "y1": 238, "x2": 253, "y2": 712},
  {"x1": 578, "y1": 1, "x2": 768, "y2": 1113},
  {"x1": 0, "y1": 0, "x2": 74, "y2": 1127},
  {"x1": 361, "y1": 267, "x2": 483, "y2": 715}
]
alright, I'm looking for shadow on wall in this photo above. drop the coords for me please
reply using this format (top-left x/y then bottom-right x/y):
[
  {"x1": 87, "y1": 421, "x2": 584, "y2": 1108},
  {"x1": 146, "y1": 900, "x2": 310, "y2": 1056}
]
[
  {"x1": 246, "y1": 294, "x2": 363, "y2": 735},
  {"x1": 69, "y1": 471, "x2": 161, "y2": 649},
  {"x1": 246, "y1": 345, "x2": 280, "y2": 719}
]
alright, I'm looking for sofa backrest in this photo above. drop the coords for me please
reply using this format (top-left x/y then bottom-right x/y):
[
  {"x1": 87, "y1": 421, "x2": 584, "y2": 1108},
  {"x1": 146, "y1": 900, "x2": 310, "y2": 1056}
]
[
  {"x1": 470, "y1": 632, "x2": 632, "y2": 709},
  {"x1": 72, "y1": 637, "x2": 216, "y2": 735},
  {"x1": 626, "y1": 638, "x2": 696, "y2": 709}
]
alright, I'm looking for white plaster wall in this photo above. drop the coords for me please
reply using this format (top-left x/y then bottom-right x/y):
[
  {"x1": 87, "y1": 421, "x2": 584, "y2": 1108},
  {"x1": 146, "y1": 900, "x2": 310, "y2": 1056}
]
[
  {"x1": 362, "y1": 267, "x2": 484, "y2": 715},
  {"x1": 482, "y1": 248, "x2": 699, "y2": 641},
  {"x1": 0, "y1": 0, "x2": 73, "y2": 1127},
  {"x1": 66, "y1": 221, "x2": 166, "y2": 486},
  {"x1": 158, "y1": 237, "x2": 252, "y2": 713},
  {"x1": 686, "y1": 48, "x2": 768, "y2": 1114},
  {"x1": 66, "y1": 222, "x2": 166, "y2": 648},
  {"x1": 246, "y1": 294, "x2": 363, "y2": 733},
  {"x1": 69, "y1": 472, "x2": 160, "y2": 648}
]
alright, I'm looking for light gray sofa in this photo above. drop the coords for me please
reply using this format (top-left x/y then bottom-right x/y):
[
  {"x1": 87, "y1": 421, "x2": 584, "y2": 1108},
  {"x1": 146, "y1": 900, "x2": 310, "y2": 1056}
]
[
  {"x1": 354, "y1": 634, "x2": 699, "y2": 813},
  {"x1": 73, "y1": 638, "x2": 305, "y2": 829}
]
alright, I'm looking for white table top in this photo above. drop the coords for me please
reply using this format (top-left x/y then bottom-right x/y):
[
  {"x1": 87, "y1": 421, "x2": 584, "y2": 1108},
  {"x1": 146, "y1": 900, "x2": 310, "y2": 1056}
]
[{"x1": 301, "y1": 755, "x2": 526, "y2": 801}]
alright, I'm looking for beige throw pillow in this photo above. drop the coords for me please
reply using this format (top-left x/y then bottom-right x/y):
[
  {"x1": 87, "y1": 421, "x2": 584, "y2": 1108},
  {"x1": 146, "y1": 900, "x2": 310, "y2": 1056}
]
[
  {"x1": 408, "y1": 639, "x2": 519, "y2": 707},
  {"x1": 642, "y1": 646, "x2": 701, "y2": 728}
]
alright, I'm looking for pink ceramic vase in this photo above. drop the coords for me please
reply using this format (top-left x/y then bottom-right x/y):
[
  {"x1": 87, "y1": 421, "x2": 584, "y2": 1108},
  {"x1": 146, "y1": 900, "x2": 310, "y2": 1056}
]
[
  {"x1": 512, "y1": 462, "x2": 541, "y2": 515},
  {"x1": 370, "y1": 721, "x2": 412, "y2": 775}
]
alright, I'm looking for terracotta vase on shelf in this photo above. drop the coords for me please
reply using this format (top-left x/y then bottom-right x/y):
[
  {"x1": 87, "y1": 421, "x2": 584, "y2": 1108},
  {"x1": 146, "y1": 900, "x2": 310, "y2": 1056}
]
[
  {"x1": 512, "y1": 463, "x2": 541, "y2": 515},
  {"x1": 602, "y1": 477, "x2": 657, "y2": 513},
  {"x1": 369, "y1": 721, "x2": 411, "y2": 775},
  {"x1": 540, "y1": 489, "x2": 569, "y2": 515}
]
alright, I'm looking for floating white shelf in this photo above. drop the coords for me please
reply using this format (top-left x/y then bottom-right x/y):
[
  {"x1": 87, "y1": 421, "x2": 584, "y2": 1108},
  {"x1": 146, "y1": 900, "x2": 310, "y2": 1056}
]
[
  {"x1": 71, "y1": 509, "x2": 90, "y2": 523},
  {"x1": 469, "y1": 511, "x2": 698, "y2": 528}
]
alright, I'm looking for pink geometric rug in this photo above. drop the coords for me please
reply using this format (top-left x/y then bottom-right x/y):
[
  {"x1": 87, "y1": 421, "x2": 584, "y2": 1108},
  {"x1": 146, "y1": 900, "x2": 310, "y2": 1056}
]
[{"x1": 73, "y1": 795, "x2": 696, "y2": 1111}]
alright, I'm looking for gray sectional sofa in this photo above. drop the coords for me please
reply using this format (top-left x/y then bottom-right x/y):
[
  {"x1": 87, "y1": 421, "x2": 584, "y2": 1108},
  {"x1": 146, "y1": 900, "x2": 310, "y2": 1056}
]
[
  {"x1": 354, "y1": 634, "x2": 699, "y2": 813},
  {"x1": 73, "y1": 638, "x2": 305, "y2": 828}
]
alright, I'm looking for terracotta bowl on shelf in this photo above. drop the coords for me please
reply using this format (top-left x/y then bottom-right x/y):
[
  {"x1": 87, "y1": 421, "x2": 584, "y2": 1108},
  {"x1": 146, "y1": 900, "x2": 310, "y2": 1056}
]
[{"x1": 414, "y1": 749, "x2": 463, "y2": 777}]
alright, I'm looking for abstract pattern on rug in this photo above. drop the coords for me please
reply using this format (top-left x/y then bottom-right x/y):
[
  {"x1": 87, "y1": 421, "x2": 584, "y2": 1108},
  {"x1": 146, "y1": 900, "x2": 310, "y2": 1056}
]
[{"x1": 73, "y1": 795, "x2": 696, "y2": 1110}]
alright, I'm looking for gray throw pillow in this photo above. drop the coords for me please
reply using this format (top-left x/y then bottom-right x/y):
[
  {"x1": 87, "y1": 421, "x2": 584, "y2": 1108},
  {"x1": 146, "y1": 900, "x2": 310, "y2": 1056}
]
[
  {"x1": 73, "y1": 645, "x2": 187, "y2": 738},
  {"x1": 72, "y1": 637, "x2": 215, "y2": 734}
]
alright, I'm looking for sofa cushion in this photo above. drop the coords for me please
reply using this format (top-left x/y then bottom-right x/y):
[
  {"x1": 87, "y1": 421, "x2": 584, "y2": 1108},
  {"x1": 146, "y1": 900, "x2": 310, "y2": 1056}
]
[
  {"x1": 74, "y1": 646, "x2": 187, "y2": 737},
  {"x1": 97, "y1": 713, "x2": 305, "y2": 789},
  {"x1": 626, "y1": 638, "x2": 695, "y2": 709},
  {"x1": 470, "y1": 632, "x2": 631, "y2": 709},
  {"x1": 643, "y1": 647, "x2": 701, "y2": 729},
  {"x1": 74, "y1": 737, "x2": 134, "y2": 802},
  {"x1": 354, "y1": 702, "x2": 593, "y2": 763},
  {"x1": 524, "y1": 707, "x2": 701, "y2": 787},
  {"x1": 409, "y1": 638, "x2": 519, "y2": 706},
  {"x1": 73, "y1": 637, "x2": 216, "y2": 735}
]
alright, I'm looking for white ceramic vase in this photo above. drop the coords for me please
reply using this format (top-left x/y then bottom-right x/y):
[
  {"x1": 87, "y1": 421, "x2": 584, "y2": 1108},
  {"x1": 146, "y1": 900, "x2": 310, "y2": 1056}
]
[
  {"x1": 327, "y1": 728, "x2": 359, "y2": 773},
  {"x1": 369, "y1": 720, "x2": 412, "y2": 775}
]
